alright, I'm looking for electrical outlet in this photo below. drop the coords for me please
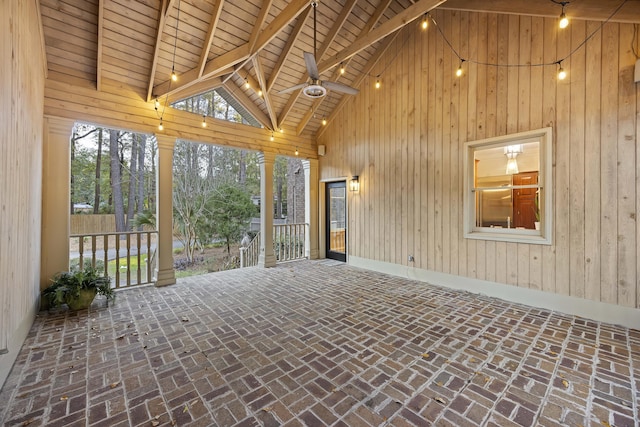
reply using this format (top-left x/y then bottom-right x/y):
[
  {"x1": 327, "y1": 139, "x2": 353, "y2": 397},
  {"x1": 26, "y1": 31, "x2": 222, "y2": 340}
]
[{"x1": 408, "y1": 255, "x2": 414, "y2": 262}]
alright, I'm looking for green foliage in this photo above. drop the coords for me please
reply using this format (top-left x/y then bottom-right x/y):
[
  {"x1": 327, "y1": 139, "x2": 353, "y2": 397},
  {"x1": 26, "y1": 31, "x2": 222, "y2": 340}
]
[
  {"x1": 209, "y1": 183, "x2": 257, "y2": 254},
  {"x1": 42, "y1": 265, "x2": 114, "y2": 309}
]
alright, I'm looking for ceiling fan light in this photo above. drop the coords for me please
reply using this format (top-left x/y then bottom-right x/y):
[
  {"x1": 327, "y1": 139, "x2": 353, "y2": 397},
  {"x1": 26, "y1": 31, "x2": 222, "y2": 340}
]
[{"x1": 303, "y1": 84, "x2": 327, "y2": 98}]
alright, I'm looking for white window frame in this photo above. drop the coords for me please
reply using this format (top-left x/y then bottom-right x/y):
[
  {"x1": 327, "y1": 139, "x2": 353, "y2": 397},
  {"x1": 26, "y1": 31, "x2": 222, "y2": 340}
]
[{"x1": 463, "y1": 127, "x2": 553, "y2": 245}]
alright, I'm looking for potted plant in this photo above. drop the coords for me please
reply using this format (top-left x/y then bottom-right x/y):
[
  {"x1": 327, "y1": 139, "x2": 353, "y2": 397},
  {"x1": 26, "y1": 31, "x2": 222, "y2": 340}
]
[{"x1": 43, "y1": 265, "x2": 114, "y2": 310}]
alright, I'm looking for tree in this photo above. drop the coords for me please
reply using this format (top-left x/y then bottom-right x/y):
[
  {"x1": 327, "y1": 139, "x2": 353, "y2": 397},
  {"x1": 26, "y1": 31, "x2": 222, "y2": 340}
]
[
  {"x1": 209, "y1": 183, "x2": 257, "y2": 255},
  {"x1": 109, "y1": 130, "x2": 126, "y2": 232}
]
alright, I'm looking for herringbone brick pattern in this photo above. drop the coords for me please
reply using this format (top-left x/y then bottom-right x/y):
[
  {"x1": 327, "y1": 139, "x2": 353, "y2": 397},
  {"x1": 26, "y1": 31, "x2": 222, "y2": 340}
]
[{"x1": 1, "y1": 261, "x2": 638, "y2": 426}]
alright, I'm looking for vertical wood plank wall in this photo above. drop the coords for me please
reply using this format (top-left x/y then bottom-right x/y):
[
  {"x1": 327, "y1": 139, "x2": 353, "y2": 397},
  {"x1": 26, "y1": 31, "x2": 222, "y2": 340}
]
[
  {"x1": 0, "y1": 0, "x2": 46, "y2": 379},
  {"x1": 318, "y1": 10, "x2": 639, "y2": 309}
]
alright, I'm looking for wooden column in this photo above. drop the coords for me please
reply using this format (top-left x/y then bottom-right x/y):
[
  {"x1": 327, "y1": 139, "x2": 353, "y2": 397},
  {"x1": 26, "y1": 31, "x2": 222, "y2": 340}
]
[
  {"x1": 40, "y1": 117, "x2": 75, "y2": 289},
  {"x1": 155, "y1": 135, "x2": 176, "y2": 286},
  {"x1": 302, "y1": 159, "x2": 319, "y2": 259},
  {"x1": 258, "y1": 152, "x2": 276, "y2": 267}
]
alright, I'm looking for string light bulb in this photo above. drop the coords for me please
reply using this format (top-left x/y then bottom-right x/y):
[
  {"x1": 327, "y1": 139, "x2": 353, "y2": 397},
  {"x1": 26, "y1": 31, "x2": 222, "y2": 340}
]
[
  {"x1": 158, "y1": 120, "x2": 164, "y2": 131},
  {"x1": 375, "y1": 78, "x2": 381, "y2": 89},
  {"x1": 244, "y1": 77, "x2": 250, "y2": 89},
  {"x1": 559, "y1": 11, "x2": 569, "y2": 29},
  {"x1": 295, "y1": 147, "x2": 299, "y2": 156},
  {"x1": 421, "y1": 14, "x2": 429, "y2": 30},
  {"x1": 456, "y1": 60, "x2": 465, "y2": 77},
  {"x1": 201, "y1": 115, "x2": 207, "y2": 127},
  {"x1": 258, "y1": 89, "x2": 263, "y2": 97},
  {"x1": 557, "y1": 62, "x2": 567, "y2": 80},
  {"x1": 270, "y1": 133, "x2": 274, "y2": 142},
  {"x1": 171, "y1": 67, "x2": 177, "y2": 82},
  {"x1": 339, "y1": 63, "x2": 345, "y2": 75},
  {"x1": 322, "y1": 116, "x2": 327, "y2": 126},
  {"x1": 279, "y1": 128, "x2": 284, "y2": 133},
  {"x1": 154, "y1": 98, "x2": 160, "y2": 110}
]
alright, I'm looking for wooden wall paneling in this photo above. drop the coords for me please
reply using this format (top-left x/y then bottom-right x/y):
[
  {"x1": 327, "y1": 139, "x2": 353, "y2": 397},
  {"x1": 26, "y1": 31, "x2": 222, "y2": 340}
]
[
  {"x1": 600, "y1": 24, "x2": 619, "y2": 304},
  {"x1": 419, "y1": 26, "x2": 430, "y2": 270},
  {"x1": 449, "y1": 11, "x2": 461, "y2": 277},
  {"x1": 397, "y1": 31, "x2": 406, "y2": 267},
  {"x1": 405, "y1": 26, "x2": 415, "y2": 268},
  {"x1": 493, "y1": 13, "x2": 509, "y2": 285},
  {"x1": 528, "y1": 16, "x2": 545, "y2": 291},
  {"x1": 474, "y1": 12, "x2": 488, "y2": 281},
  {"x1": 616, "y1": 23, "x2": 637, "y2": 308},
  {"x1": 517, "y1": 15, "x2": 532, "y2": 289},
  {"x1": 569, "y1": 20, "x2": 587, "y2": 299},
  {"x1": 504, "y1": 14, "x2": 519, "y2": 286},
  {"x1": 465, "y1": 11, "x2": 478, "y2": 278},
  {"x1": 456, "y1": 11, "x2": 470, "y2": 277},
  {"x1": 554, "y1": 21, "x2": 571, "y2": 297},
  {"x1": 441, "y1": 12, "x2": 452, "y2": 275},
  {"x1": 422, "y1": 19, "x2": 440, "y2": 270},
  {"x1": 583, "y1": 20, "x2": 602, "y2": 302},
  {"x1": 637, "y1": 44, "x2": 640, "y2": 310},
  {"x1": 541, "y1": 17, "x2": 557, "y2": 294},
  {"x1": 434, "y1": 10, "x2": 444, "y2": 274},
  {"x1": 317, "y1": 10, "x2": 638, "y2": 310},
  {"x1": 415, "y1": 26, "x2": 424, "y2": 269},
  {"x1": 394, "y1": 36, "x2": 402, "y2": 267}
]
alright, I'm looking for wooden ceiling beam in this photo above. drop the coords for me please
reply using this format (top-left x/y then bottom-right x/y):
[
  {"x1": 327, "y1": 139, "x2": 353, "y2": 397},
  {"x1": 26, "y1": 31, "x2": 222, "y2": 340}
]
[
  {"x1": 167, "y1": 72, "x2": 228, "y2": 105},
  {"x1": 197, "y1": 0, "x2": 225, "y2": 78},
  {"x1": 221, "y1": 82, "x2": 272, "y2": 129},
  {"x1": 153, "y1": 0, "x2": 308, "y2": 99},
  {"x1": 295, "y1": 0, "x2": 393, "y2": 135},
  {"x1": 315, "y1": 0, "x2": 358, "y2": 60},
  {"x1": 249, "y1": 0, "x2": 274, "y2": 53},
  {"x1": 318, "y1": 0, "x2": 447, "y2": 74},
  {"x1": 316, "y1": 30, "x2": 400, "y2": 139},
  {"x1": 252, "y1": 55, "x2": 278, "y2": 130},
  {"x1": 146, "y1": 0, "x2": 176, "y2": 102},
  {"x1": 266, "y1": 6, "x2": 311, "y2": 94}
]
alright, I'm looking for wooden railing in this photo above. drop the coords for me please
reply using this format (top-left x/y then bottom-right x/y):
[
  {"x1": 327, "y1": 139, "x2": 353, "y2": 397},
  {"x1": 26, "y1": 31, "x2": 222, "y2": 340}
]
[
  {"x1": 239, "y1": 223, "x2": 308, "y2": 268},
  {"x1": 274, "y1": 223, "x2": 307, "y2": 262},
  {"x1": 70, "y1": 231, "x2": 158, "y2": 288},
  {"x1": 239, "y1": 233, "x2": 261, "y2": 268}
]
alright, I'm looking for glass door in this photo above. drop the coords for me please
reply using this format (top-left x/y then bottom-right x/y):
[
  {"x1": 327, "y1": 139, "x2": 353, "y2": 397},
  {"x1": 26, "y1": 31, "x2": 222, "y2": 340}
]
[{"x1": 326, "y1": 181, "x2": 346, "y2": 262}]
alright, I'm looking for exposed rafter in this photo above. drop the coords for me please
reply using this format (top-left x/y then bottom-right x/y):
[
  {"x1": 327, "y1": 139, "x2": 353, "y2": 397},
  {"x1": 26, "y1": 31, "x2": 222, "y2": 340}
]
[
  {"x1": 249, "y1": 0, "x2": 274, "y2": 53},
  {"x1": 295, "y1": 0, "x2": 394, "y2": 135},
  {"x1": 197, "y1": 0, "x2": 225, "y2": 78},
  {"x1": 252, "y1": 55, "x2": 278, "y2": 130},
  {"x1": 153, "y1": 0, "x2": 309, "y2": 99},
  {"x1": 317, "y1": 30, "x2": 401, "y2": 138},
  {"x1": 221, "y1": 82, "x2": 272, "y2": 129},
  {"x1": 146, "y1": 0, "x2": 176, "y2": 102},
  {"x1": 318, "y1": 0, "x2": 447, "y2": 74},
  {"x1": 266, "y1": 6, "x2": 311, "y2": 94}
]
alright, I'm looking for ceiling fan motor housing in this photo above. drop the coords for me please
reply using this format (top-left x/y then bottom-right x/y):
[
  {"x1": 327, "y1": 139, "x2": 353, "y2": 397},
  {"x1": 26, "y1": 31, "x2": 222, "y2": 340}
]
[{"x1": 303, "y1": 84, "x2": 327, "y2": 98}]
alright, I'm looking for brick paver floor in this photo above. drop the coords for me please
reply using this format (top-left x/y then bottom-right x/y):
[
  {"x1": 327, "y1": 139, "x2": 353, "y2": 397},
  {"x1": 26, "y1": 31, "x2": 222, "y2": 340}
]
[{"x1": 1, "y1": 260, "x2": 639, "y2": 426}]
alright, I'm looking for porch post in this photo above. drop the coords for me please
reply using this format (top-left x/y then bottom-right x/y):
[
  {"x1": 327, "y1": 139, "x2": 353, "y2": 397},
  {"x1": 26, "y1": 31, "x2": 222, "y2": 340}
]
[
  {"x1": 155, "y1": 135, "x2": 176, "y2": 286},
  {"x1": 41, "y1": 117, "x2": 75, "y2": 289},
  {"x1": 302, "y1": 159, "x2": 319, "y2": 259},
  {"x1": 258, "y1": 152, "x2": 276, "y2": 267}
]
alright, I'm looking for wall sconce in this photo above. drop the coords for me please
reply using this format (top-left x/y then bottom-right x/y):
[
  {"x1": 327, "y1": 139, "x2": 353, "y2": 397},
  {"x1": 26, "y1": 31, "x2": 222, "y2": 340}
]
[{"x1": 349, "y1": 175, "x2": 360, "y2": 192}]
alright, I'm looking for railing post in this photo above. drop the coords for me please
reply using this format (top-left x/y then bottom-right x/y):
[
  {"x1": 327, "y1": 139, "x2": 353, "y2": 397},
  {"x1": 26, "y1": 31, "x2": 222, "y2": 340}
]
[{"x1": 239, "y1": 247, "x2": 246, "y2": 268}]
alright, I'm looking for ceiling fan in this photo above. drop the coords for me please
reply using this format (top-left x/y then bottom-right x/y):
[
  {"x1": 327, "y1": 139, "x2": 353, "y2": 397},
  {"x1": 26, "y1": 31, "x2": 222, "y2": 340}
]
[{"x1": 278, "y1": 1, "x2": 359, "y2": 99}]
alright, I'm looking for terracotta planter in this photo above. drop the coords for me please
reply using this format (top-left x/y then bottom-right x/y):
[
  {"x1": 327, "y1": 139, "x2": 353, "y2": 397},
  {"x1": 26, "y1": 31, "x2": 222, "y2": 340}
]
[{"x1": 66, "y1": 288, "x2": 97, "y2": 310}]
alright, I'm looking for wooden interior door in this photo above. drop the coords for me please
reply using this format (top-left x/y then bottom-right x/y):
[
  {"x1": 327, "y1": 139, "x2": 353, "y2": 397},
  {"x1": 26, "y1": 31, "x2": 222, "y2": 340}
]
[{"x1": 512, "y1": 171, "x2": 538, "y2": 229}]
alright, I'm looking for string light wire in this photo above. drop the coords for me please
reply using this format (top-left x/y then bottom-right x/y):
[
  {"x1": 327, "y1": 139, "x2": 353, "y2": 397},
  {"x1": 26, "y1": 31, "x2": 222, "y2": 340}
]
[{"x1": 428, "y1": 0, "x2": 628, "y2": 70}]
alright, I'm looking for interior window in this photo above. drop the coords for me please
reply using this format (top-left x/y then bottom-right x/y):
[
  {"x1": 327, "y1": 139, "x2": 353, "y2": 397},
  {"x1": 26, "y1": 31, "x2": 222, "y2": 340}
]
[{"x1": 464, "y1": 128, "x2": 552, "y2": 245}]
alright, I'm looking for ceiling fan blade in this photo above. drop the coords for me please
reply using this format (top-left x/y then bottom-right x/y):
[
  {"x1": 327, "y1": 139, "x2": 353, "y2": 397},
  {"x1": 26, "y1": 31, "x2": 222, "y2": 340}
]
[
  {"x1": 277, "y1": 82, "x2": 308, "y2": 94},
  {"x1": 323, "y1": 81, "x2": 359, "y2": 95},
  {"x1": 303, "y1": 52, "x2": 320, "y2": 80}
]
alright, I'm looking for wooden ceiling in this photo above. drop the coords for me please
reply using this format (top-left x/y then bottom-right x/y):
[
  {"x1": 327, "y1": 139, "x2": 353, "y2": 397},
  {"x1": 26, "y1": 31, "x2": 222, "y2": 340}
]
[{"x1": 39, "y1": 0, "x2": 639, "y2": 138}]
